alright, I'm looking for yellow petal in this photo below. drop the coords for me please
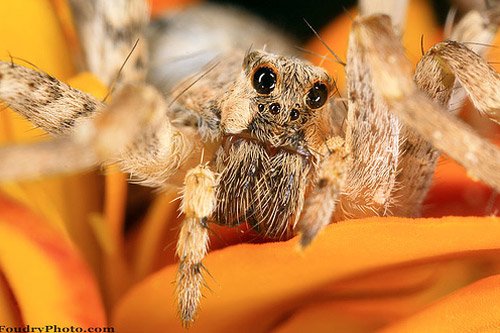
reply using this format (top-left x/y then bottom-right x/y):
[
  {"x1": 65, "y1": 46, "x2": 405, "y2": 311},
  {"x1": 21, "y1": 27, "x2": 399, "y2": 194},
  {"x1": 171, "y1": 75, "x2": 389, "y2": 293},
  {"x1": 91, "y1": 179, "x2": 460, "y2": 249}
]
[
  {"x1": 0, "y1": 0, "x2": 74, "y2": 77},
  {"x1": 0, "y1": 0, "x2": 75, "y2": 143},
  {"x1": 68, "y1": 72, "x2": 108, "y2": 99}
]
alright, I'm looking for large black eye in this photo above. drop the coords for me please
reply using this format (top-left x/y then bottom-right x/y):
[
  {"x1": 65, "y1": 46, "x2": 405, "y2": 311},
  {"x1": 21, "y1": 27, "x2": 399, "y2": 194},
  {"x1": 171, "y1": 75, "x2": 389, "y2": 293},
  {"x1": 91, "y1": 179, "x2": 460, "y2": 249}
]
[
  {"x1": 306, "y1": 82, "x2": 328, "y2": 109},
  {"x1": 252, "y1": 66, "x2": 276, "y2": 94}
]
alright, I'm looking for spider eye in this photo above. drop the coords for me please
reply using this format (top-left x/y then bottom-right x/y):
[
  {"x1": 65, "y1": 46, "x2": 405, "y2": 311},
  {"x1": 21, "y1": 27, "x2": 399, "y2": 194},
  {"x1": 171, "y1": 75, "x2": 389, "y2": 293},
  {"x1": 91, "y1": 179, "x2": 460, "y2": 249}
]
[
  {"x1": 252, "y1": 66, "x2": 277, "y2": 94},
  {"x1": 306, "y1": 82, "x2": 328, "y2": 109}
]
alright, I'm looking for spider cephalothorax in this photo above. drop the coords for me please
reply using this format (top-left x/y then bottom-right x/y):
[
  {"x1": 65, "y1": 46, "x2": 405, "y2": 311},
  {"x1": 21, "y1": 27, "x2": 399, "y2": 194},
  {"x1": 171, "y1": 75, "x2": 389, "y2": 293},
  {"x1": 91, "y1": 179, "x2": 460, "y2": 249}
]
[{"x1": 214, "y1": 50, "x2": 335, "y2": 237}]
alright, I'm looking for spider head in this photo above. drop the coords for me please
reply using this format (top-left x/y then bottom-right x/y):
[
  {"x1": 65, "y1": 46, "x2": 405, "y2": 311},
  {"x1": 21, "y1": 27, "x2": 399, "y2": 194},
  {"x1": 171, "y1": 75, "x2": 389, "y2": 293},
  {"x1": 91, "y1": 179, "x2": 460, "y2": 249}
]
[{"x1": 220, "y1": 50, "x2": 335, "y2": 155}]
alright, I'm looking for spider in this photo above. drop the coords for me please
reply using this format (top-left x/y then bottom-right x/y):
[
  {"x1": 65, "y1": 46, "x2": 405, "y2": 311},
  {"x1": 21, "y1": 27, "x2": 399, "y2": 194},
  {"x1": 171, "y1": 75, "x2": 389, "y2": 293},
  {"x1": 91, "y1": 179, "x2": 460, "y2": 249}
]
[{"x1": 0, "y1": 0, "x2": 499, "y2": 327}]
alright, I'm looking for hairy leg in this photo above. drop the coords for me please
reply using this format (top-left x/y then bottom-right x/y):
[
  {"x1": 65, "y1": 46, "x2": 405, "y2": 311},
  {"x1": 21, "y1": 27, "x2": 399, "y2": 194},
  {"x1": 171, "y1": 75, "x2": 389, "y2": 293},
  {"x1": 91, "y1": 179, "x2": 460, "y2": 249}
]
[
  {"x1": 0, "y1": 61, "x2": 103, "y2": 135},
  {"x1": 392, "y1": 9, "x2": 499, "y2": 215},
  {"x1": 296, "y1": 136, "x2": 349, "y2": 247},
  {"x1": 0, "y1": 63, "x2": 200, "y2": 186},
  {"x1": 176, "y1": 164, "x2": 217, "y2": 326},
  {"x1": 68, "y1": 0, "x2": 149, "y2": 85},
  {"x1": 446, "y1": 6, "x2": 499, "y2": 113},
  {"x1": 336, "y1": 8, "x2": 500, "y2": 219},
  {"x1": 354, "y1": 14, "x2": 500, "y2": 192},
  {"x1": 0, "y1": 83, "x2": 191, "y2": 181},
  {"x1": 335, "y1": 15, "x2": 402, "y2": 220}
]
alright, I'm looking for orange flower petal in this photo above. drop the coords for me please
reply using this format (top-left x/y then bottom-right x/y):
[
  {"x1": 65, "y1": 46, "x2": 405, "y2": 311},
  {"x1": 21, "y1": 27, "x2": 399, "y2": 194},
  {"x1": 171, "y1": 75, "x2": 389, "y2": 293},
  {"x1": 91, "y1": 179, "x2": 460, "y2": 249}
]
[
  {"x1": 0, "y1": 194, "x2": 106, "y2": 326},
  {"x1": 128, "y1": 190, "x2": 180, "y2": 282},
  {"x1": 61, "y1": 72, "x2": 108, "y2": 281},
  {"x1": 112, "y1": 216, "x2": 500, "y2": 333},
  {"x1": 0, "y1": 2, "x2": 107, "y2": 283},
  {"x1": 149, "y1": 0, "x2": 201, "y2": 17},
  {"x1": 271, "y1": 260, "x2": 491, "y2": 332},
  {"x1": 101, "y1": 167, "x2": 131, "y2": 308},
  {"x1": 2, "y1": 73, "x2": 109, "y2": 293},
  {"x1": 379, "y1": 274, "x2": 500, "y2": 332},
  {"x1": 401, "y1": 0, "x2": 442, "y2": 65},
  {"x1": 305, "y1": 7, "x2": 353, "y2": 93},
  {"x1": 425, "y1": 157, "x2": 500, "y2": 216},
  {"x1": 0, "y1": 270, "x2": 22, "y2": 326}
]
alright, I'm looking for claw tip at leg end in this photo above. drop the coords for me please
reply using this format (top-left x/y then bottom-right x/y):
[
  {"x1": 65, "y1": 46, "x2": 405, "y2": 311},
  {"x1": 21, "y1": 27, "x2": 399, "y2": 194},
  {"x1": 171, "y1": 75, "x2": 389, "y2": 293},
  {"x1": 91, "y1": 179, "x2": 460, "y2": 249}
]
[{"x1": 296, "y1": 230, "x2": 318, "y2": 252}]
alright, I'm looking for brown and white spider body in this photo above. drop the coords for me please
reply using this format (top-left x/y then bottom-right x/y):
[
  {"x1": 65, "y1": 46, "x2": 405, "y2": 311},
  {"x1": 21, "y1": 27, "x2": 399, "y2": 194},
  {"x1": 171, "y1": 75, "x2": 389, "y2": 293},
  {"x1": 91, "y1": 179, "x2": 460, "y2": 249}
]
[{"x1": 0, "y1": 0, "x2": 499, "y2": 327}]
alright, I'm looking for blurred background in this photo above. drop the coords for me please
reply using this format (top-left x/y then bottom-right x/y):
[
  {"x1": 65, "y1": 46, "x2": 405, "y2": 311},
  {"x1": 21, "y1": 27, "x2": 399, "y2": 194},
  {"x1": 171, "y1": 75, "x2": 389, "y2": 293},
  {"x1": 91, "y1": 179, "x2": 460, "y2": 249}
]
[{"x1": 209, "y1": 0, "x2": 452, "y2": 42}]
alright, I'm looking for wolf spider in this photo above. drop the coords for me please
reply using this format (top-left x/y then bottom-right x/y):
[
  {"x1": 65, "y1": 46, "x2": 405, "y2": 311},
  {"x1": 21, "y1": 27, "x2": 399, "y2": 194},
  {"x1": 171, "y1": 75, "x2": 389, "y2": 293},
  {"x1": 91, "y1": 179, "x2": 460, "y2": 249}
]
[{"x1": 0, "y1": 0, "x2": 499, "y2": 327}]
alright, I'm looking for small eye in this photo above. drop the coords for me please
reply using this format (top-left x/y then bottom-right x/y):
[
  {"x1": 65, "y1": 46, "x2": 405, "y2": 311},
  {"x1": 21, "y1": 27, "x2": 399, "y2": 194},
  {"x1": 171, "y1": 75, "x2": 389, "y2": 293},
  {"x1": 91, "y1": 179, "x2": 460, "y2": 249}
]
[
  {"x1": 269, "y1": 103, "x2": 281, "y2": 114},
  {"x1": 305, "y1": 82, "x2": 328, "y2": 109},
  {"x1": 252, "y1": 66, "x2": 277, "y2": 94},
  {"x1": 290, "y1": 109, "x2": 300, "y2": 121}
]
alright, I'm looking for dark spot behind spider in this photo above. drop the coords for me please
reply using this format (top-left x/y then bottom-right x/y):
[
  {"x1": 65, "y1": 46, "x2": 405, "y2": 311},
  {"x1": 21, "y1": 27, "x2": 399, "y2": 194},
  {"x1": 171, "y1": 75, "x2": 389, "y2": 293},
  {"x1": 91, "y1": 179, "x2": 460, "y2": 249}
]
[{"x1": 208, "y1": 0, "x2": 449, "y2": 41}]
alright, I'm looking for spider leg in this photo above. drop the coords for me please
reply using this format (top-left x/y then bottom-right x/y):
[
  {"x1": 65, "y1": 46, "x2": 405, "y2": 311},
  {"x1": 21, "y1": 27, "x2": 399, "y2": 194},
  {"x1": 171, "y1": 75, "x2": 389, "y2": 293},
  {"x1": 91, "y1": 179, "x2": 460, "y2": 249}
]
[
  {"x1": 337, "y1": 9, "x2": 500, "y2": 218},
  {"x1": 0, "y1": 137, "x2": 98, "y2": 181},
  {"x1": 176, "y1": 163, "x2": 217, "y2": 327},
  {"x1": 71, "y1": 0, "x2": 203, "y2": 186},
  {"x1": 446, "y1": 6, "x2": 499, "y2": 112},
  {"x1": 0, "y1": 84, "x2": 178, "y2": 179},
  {"x1": 0, "y1": 0, "x2": 152, "y2": 137},
  {"x1": 354, "y1": 15, "x2": 500, "y2": 192},
  {"x1": 359, "y1": 0, "x2": 408, "y2": 33},
  {"x1": 68, "y1": 0, "x2": 149, "y2": 86},
  {"x1": 334, "y1": 15, "x2": 402, "y2": 220},
  {"x1": 392, "y1": 10, "x2": 499, "y2": 215},
  {"x1": 0, "y1": 61, "x2": 104, "y2": 135},
  {"x1": 0, "y1": 71, "x2": 201, "y2": 186},
  {"x1": 421, "y1": 41, "x2": 500, "y2": 124},
  {"x1": 296, "y1": 136, "x2": 349, "y2": 247}
]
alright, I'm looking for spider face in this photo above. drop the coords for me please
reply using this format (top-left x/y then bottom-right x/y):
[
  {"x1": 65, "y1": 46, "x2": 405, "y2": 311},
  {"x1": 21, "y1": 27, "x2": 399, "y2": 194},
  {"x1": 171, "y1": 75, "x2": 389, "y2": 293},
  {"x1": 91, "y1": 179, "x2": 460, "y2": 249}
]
[
  {"x1": 213, "y1": 50, "x2": 334, "y2": 237},
  {"x1": 243, "y1": 51, "x2": 333, "y2": 151}
]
